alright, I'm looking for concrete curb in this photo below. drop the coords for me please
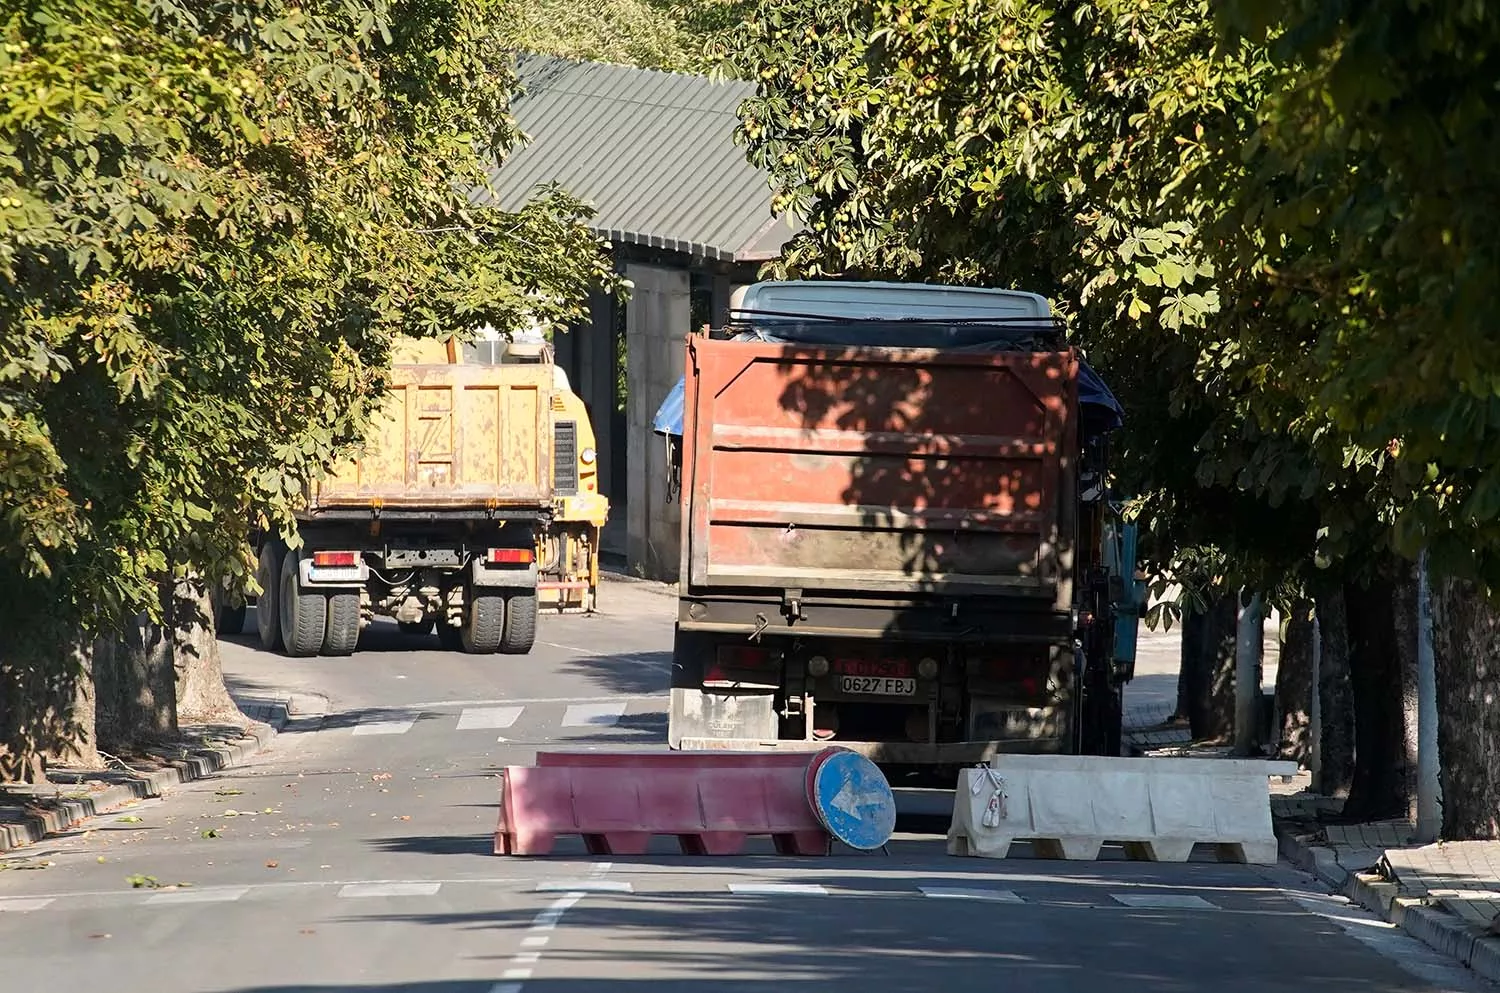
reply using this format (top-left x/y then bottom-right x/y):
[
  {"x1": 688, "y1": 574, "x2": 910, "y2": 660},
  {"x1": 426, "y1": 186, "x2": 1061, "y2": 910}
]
[
  {"x1": 0, "y1": 709, "x2": 286, "y2": 854},
  {"x1": 1277, "y1": 824, "x2": 1500, "y2": 984}
]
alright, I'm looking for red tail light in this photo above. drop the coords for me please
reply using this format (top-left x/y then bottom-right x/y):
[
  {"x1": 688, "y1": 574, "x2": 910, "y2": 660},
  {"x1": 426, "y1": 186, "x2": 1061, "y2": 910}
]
[
  {"x1": 487, "y1": 548, "x2": 534, "y2": 564},
  {"x1": 313, "y1": 551, "x2": 358, "y2": 567},
  {"x1": 705, "y1": 646, "x2": 773, "y2": 685}
]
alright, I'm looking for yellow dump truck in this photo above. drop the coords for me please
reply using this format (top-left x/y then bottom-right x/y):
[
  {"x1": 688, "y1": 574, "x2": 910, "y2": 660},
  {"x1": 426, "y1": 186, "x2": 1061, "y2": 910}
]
[
  {"x1": 249, "y1": 336, "x2": 555, "y2": 657},
  {"x1": 464, "y1": 331, "x2": 608, "y2": 615}
]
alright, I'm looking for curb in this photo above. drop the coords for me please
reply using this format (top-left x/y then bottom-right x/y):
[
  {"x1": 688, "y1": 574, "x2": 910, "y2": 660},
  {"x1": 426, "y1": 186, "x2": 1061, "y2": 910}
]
[
  {"x1": 1277, "y1": 824, "x2": 1500, "y2": 984},
  {"x1": 0, "y1": 708, "x2": 286, "y2": 854}
]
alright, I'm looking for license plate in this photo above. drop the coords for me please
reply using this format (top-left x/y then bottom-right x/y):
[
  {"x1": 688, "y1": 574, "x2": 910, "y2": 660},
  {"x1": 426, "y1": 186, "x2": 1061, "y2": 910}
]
[{"x1": 838, "y1": 675, "x2": 916, "y2": 696}]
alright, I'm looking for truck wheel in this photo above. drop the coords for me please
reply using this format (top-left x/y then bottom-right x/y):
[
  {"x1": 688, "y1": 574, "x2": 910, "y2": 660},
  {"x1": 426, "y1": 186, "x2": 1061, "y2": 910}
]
[
  {"x1": 218, "y1": 601, "x2": 247, "y2": 636},
  {"x1": 256, "y1": 541, "x2": 286, "y2": 651},
  {"x1": 461, "y1": 593, "x2": 504, "y2": 654},
  {"x1": 279, "y1": 552, "x2": 327, "y2": 658},
  {"x1": 499, "y1": 593, "x2": 538, "y2": 655},
  {"x1": 437, "y1": 620, "x2": 463, "y2": 652},
  {"x1": 398, "y1": 618, "x2": 435, "y2": 636},
  {"x1": 322, "y1": 592, "x2": 360, "y2": 656}
]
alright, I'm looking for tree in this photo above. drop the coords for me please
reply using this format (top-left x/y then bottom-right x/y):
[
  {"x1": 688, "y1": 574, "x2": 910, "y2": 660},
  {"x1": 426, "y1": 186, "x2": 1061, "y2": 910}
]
[
  {"x1": 0, "y1": 0, "x2": 620, "y2": 778},
  {"x1": 724, "y1": 0, "x2": 1479, "y2": 825},
  {"x1": 499, "y1": 0, "x2": 751, "y2": 73},
  {"x1": 1213, "y1": 0, "x2": 1500, "y2": 838}
]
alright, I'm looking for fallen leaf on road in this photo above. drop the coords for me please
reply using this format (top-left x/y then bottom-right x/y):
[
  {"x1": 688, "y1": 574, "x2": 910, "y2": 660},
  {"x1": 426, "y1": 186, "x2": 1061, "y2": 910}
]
[
  {"x1": 223, "y1": 810, "x2": 240, "y2": 817},
  {"x1": 96, "y1": 857, "x2": 106, "y2": 863},
  {"x1": 89, "y1": 933, "x2": 111, "y2": 940},
  {"x1": 371, "y1": 773, "x2": 392, "y2": 782},
  {"x1": 263, "y1": 808, "x2": 275, "y2": 814},
  {"x1": 215, "y1": 788, "x2": 243, "y2": 797},
  {"x1": 127, "y1": 874, "x2": 160, "y2": 889},
  {"x1": 265, "y1": 860, "x2": 279, "y2": 868},
  {"x1": 200, "y1": 829, "x2": 221, "y2": 839},
  {"x1": 117, "y1": 816, "x2": 142, "y2": 824},
  {"x1": 395, "y1": 815, "x2": 411, "y2": 821}
]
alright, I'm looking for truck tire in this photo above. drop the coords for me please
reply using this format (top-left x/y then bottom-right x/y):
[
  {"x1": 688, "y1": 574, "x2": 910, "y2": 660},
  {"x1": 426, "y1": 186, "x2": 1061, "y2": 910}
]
[
  {"x1": 256, "y1": 540, "x2": 287, "y2": 651},
  {"x1": 437, "y1": 620, "x2": 463, "y2": 652},
  {"x1": 460, "y1": 593, "x2": 504, "y2": 654},
  {"x1": 218, "y1": 600, "x2": 247, "y2": 636},
  {"x1": 279, "y1": 552, "x2": 327, "y2": 658},
  {"x1": 499, "y1": 593, "x2": 538, "y2": 655},
  {"x1": 322, "y1": 592, "x2": 360, "y2": 656}
]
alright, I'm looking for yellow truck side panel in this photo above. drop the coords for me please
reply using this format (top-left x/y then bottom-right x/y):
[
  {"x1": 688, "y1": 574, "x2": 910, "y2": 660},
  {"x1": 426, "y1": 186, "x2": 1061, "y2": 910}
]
[{"x1": 310, "y1": 363, "x2": 553, "y2": 511}]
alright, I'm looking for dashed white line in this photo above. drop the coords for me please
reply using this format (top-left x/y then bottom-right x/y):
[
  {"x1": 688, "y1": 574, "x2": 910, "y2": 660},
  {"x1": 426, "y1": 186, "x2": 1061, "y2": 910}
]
[
  {"x1": 351, "y1": 713, "x2": 419, "y2": 736},
  {"x1": 0, "y1": 898, "x2": 53, "y2": 912},
  {"x1": 456, "y1": 707, "x2": 524, "y2": 731},
  {"x1": 919, "y1": 886, "x2": 1024, "y2": 904},
  {"x1": 728, "y1": 883, "x2": 828, "y2": 896},
  {"x1": 1112, "y1": 893, "x2": 1217, "y2": 910},
  {"x1": 338, "y1": 882, "x2": 442, "y2": 898},
  {"x1": 560, "y1": 702, "x2": 627, "y2": 727},
  {"x1": 514, "y1": 952, "x2": 542, "y2": 965},
  {"x1": 146, "y1": 886, "x2": 250, "y2": 905},
  {"x1": 521, "y1": 935, "x2": 550, "y2": 948},
  {"x1": 536, "y1": 879, "x2": 632, "y2": 894},
  {"x1": 501, "y1": 969, "x2": 533, "y2": 981}
]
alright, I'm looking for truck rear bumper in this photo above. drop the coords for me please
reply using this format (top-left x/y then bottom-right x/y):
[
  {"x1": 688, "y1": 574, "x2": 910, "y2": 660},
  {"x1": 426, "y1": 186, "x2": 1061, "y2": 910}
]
[{"x1": 674, "y1": 736, "x2": 1066, "y2": 763}]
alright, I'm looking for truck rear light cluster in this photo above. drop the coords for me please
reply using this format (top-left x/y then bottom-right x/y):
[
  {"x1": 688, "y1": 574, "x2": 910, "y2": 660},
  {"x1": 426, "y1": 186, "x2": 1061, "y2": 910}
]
[
  {"x1": 704, "y1": 645, "x2": 773, "y2": 684},
  {"x1": 487, "y1": 548, "x2": 534, "y2": 564},
  {"x1": 313, "y1": 551, "x2": 359, "y2": 567}
]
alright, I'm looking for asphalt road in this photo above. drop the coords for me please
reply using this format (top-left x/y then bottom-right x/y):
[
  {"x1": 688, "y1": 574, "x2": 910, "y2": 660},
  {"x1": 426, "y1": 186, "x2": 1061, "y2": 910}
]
[{"x1": 1, "y1": 577, "x2": 1491, "y2": 993}]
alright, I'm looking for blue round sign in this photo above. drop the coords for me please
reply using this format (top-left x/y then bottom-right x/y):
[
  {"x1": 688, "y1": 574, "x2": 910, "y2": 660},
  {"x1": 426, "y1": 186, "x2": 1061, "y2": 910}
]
[{"x1": 809, "y1": 750, "x2": 897, "y2": 851}]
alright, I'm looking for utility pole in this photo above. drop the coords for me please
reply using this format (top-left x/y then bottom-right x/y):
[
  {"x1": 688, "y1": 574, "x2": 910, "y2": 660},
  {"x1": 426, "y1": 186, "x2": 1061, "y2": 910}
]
[
  {"x1": 1235, "y1": 591, "x2": 1264, "y2": 756},
  {"x1": 1416, "y1": 551, "x2": 1441, "y2": 842},
  {"x1": 1310, "y1": 615, "x2": 1322, "y2": 788}
]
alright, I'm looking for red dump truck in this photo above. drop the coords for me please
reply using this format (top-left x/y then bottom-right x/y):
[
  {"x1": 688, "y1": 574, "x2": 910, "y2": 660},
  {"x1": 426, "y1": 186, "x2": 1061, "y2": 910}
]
[{"x1": 654, "y1": 281, "x2": 1139, "y2": 771}]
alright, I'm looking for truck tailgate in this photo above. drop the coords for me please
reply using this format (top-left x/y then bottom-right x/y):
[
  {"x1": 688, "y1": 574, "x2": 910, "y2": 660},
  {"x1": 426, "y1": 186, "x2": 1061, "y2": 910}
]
[
  {"x1": 682, "y1": 337, "x2": 1077, "y2": 599},
  {"x1": 311, "y1": 363, "x2": 553, "y2": 510}
]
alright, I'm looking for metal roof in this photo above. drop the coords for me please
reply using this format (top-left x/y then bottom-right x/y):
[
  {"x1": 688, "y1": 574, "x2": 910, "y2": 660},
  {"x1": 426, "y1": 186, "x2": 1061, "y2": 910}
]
[{"x1": 484, "y1": 55, "x2": 800, "y2": 264}]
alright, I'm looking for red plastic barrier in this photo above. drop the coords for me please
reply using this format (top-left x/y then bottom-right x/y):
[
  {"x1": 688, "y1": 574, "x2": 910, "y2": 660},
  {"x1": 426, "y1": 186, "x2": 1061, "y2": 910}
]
[
  {"x1": 494, "y1": 756, "x2": 831, "y2": 857},
  {"x1": 535, "y1": 751, "x2": 812, "y2": 769}
]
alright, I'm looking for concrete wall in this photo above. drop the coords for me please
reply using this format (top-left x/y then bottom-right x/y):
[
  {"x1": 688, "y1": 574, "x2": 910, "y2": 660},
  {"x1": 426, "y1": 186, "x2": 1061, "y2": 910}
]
[{"x1": 624, "y1": 264, "x2": 690, "y2": 581}]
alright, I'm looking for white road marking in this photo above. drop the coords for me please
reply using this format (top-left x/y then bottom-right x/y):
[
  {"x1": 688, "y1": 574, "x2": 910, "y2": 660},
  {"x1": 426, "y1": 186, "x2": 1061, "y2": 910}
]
[
  {"x1": 537, "y1": 879, "x2": 632, "y2": 894},
  {"x1": 514, "y1": 952, "x2": 541, "y2": 965},
  {"x1": 522, "y1": 935, "x2": 550, "y2": 948},
  {"x1": 502, "y1": 969, "x2": 534, "y2": 981},
  {"x1": 561, "y1": 702, "x2": 627, "y2": 727},
  {"x1": 456, "y1": 706, "x2": 524, "y2": 731},
  {"x1": 146, "y1": 887, "x2": 250, "y2": 905},
  {"x1": 351, "y1": 713, "x2": 418, "y2": 735},
  {"x1": 400, "y1": 695, "x2": 664, "y2": 709},
  {"x1": 338, "y1": 882, "x2": 442, "y2": 898},
  {"x1": 0, "y1": 898, "x2": 54, "y2": 912},
  {"x1": 1112, "y1": 893, "x2": 1217, "y2": 910},
  {"x1": 919, "y1": 886, "x2": 1024, "y2": 904},
  {"x1": 728, "y1": 883, "x2": 828, "y2": 896}
]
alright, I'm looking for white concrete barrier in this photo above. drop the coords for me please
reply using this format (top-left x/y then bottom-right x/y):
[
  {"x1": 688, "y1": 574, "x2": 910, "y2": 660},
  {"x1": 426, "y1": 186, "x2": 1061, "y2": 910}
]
[{"x1": 947, "y1": 755, "x2": 1299, "y2": 864}]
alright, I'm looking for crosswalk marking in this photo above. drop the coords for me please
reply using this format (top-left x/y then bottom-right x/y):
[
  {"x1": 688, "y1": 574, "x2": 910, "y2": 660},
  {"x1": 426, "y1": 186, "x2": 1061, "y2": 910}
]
[
  {"x1": 560, "y1": 701, "x2": 627, "y2": 727},
  {"x1": 146, "y1": 887, "x2": 250, "y2": 905},
  {"x1": 0, "y1": 898, "x2": 53, "y2": 912},
  {"x1": 456, "y1": 706, "x2": 524, "y2": 730},
  {"x1": 728, "y1": 883, "x2": 828, "y2": 896},
  {"x1": 351, "y1": 712, "x2": 419, "y2": 736},
  {"x1": 919, "y1": 886, "x2": 1023, "y2": 904},
  {"x1": 338, "y1": 882, "x2": 442, "y2": 898},
  {"x1": 536, "y1": 880, "x2": 633, "y2": 894},
  {"x1": 1111, "y1": 893, "x2": 1217, "y2": 910}
]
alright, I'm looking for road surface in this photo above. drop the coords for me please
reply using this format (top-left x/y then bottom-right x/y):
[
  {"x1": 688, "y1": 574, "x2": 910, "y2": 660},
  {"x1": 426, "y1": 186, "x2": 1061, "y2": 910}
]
[{"x1": 0, "y1": 578, "x2": 1488, "y2": 993}]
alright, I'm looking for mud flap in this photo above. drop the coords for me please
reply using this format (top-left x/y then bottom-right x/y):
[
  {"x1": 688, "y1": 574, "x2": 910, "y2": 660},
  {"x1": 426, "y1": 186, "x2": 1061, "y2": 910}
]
[{"x1": 667, "y1": 687, "x2": 777, "y2": 749}]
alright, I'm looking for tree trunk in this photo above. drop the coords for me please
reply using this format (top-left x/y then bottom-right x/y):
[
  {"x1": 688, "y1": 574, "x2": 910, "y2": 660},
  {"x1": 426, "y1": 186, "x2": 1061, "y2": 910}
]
[
  {"x1": 1276, "y1": 598, "x2": 1316, "y2": 764},
  {"x1": 1314, "y1": 585, "x2": 1355, "y2": 797},
  {"x1": 1174, "y1": 605, "x2": 1202, "y2": 723},
  {"x1": 170, "y1": 576, "x2": 243, "y2": 726},
  {"x1": 1180, "y1": 591, "x2": 1237, "y2": 741},
  {"x1": 0, "y1": 617, "x2": 90, "y2": 783},
  {"x1": 94, "y1": 608, "x2": 176, "y2": 753},
  {"x1": 52, "y1": 637, "x2": 103, "y2": 771},
  {"x1": 1429, "y1": 576, "x2": 1500, "y2": 840},
  {"x1": 1342, "y1": 563, "x2": 1418, "y2": 821}
]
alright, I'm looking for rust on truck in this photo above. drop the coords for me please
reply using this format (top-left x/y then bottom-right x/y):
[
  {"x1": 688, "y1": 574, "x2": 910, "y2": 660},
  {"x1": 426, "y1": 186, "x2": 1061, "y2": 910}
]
[
  {"x1": 680, "y1": 336, "x2": 1078, "y2": 611},
  {"x1": 310, "y1": 341, "x2": 553, "y2": 513}
]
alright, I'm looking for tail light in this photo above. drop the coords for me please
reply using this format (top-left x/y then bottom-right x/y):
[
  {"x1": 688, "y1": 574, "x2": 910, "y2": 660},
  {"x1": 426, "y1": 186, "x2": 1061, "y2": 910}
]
[
  {"x1": 313, "y1": 551, "x2": 358, "y2": 567},
  {"x1": 704, "y1": 645, "x2": 775, "y2": 686},
  {"x1": 487, "y1": 548, "x2": 534, "y2": 565}
]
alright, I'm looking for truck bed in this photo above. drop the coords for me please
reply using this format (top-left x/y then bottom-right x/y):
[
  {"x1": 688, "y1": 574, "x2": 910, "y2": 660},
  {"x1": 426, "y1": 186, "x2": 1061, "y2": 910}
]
[
  {"x1": 310, "y1": 362, "x2": 554, "y2": 513},
  {"x1": 680, "y1": 335, "x2": 1078, "y2": 609}
]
